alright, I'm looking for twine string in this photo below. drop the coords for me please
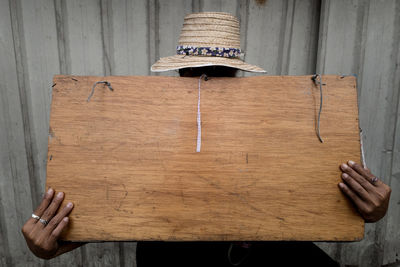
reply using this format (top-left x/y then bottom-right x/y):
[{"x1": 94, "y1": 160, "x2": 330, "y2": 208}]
[
  {"x1": 87, "y1": 81, "x2": 113, "y2": 102},
  {"x1": 196, "y1": 74, "x2": 208, "y2": 152},
  {"x1": 311, "y1": 74, "x2": 325, "y2": 143}
]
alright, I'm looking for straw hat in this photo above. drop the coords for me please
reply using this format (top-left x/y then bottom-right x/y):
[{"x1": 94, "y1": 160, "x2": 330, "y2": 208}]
[{"x1": 151, "y1": 12, "x2": 266, "y2": 73}]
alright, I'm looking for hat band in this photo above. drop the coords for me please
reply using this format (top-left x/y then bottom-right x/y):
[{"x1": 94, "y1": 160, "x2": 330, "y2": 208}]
[{"x1": 176, "y1": 45, "x2": 241, "y2": 58}]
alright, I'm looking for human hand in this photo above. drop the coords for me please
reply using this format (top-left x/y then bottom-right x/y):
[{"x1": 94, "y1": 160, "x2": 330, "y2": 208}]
[
  {"x1": 21, "y1": 188, "x2": 83, "y2": 259},
  {"x1": 338, "y1": 161, "x2": 391, "y2": 222}
]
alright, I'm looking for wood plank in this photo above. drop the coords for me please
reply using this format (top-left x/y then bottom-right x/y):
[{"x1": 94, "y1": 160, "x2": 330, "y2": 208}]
[{"x1": 47, "y1": 75, "x2": 363, "y2": 241}]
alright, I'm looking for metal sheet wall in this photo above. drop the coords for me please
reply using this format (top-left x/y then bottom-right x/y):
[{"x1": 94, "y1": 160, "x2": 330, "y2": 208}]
[{"x1": 0, "y1": 0, "x2": 398, "y2": 266}]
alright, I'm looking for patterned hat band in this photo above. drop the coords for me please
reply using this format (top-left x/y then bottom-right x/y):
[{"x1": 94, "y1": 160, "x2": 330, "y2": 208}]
[{"x1": 176, "y1": 45, "x2": 241, "y2": 58}]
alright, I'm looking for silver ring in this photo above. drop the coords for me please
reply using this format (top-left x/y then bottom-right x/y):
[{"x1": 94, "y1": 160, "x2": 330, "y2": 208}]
[
  {"x1": 39, "y1": 218, "x2": 49, "y2": 226},
  {"x1": 371, "y1": 177, "x2": 379, "y2": 184},
  {"x1": 31, "y1": 214, "x2": 40, "y2": 220}
]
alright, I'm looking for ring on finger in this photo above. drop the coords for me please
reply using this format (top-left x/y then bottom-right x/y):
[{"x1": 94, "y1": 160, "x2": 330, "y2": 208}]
[
  {"x1": 31, "y1": 214, "x2": 40, "y2": 220},
  {"x1": 371, "y1": 176, "x2": 379, "y2": 184},
  {"x1": 39, "y1": 218, "x2": 49, "y2": 226}
]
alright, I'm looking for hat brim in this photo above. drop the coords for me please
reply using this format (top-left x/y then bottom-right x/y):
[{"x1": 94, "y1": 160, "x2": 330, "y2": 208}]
[{"x1": 151, "y1": 55, "x2": 266, "y2": 73}]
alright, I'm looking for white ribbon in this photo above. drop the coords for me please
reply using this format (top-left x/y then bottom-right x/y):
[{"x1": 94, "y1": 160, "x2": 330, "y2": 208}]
[{"x1": 196, "y1": 74, "x2": 207, "y2": 152}]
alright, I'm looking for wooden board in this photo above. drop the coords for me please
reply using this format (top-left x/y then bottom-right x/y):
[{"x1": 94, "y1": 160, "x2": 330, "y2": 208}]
[{"x1": 47, "y1": 75, "x2": 364, "y2": 241}]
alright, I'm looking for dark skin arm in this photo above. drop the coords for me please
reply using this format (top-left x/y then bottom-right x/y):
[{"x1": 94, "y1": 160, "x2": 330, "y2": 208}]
[
  {"x1": 21, "y1": 188, "x2": 85, "y2": 259},
  {"x1": 338, "y1": 160, "x2": 391, "y2": 222}
]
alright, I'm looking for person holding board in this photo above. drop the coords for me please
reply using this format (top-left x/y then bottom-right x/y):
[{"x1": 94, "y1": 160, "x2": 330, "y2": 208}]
[{"x1": 22, "y1": 12, "x2": 391, "y2": 266}]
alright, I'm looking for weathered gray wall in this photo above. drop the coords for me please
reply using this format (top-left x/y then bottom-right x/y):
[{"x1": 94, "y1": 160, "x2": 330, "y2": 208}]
[{"x1": 0, "y1": 0, "x2": 398, "y2": 266}]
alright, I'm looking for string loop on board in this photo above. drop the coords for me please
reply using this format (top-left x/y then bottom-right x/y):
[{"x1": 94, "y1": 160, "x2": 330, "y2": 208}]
[
  {"x1": 311, "y1": 74, "x2": 325, "y2": 143},
  {"x1": 87, "y1": 81, "x2": 113, "y2": 102},
  {"x1": 196, "y1": 74, "x2": 208, "y2": 152}
]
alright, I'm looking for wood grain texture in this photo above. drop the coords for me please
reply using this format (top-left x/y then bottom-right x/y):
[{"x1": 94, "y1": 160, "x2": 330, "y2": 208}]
[{"x1": 47, "y1": 75, "x2": 363, "y2": 242}]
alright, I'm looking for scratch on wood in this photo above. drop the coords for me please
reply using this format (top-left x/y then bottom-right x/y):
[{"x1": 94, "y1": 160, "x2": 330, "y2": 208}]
[
  {"x1": 303, "y1": 209, "x2": 320, "y2": 216},
  {"x1": 246, "y1": 153, "x2": 248, "y2": 164},
  {"x1": 105, "y1": 177, "x2": 109, "y2": 200},
  {"x1": 255, "y1": 225, "x2": 262, "y2": 236},
  {"x1": 180, "y1": 190, "x2": 185, "y2": 205},
  {"x1": 116, "y1": 184, "x2": 128, "y2": 211},
  {"x1": 197, "y1": 175, "x2": 266, "y2": 214}
]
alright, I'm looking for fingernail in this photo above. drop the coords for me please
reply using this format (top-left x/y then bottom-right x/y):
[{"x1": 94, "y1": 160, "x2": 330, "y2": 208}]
[
  {"x1": 63, "y1": 217, "x2": 69, "y2": 222},
  {"x1": 47, "y1": 188, "x2": 54, "y2": 194},
  {"x1": 342, "y1": 173, "x2": 349, "y2": 178},
  {"x1": 348, "y1": 160, "x2": 355, "y2": 166},
  {"x1": 338, "y1": 183, "x2": 345, "y2": 188},
  {"x1": 57, "y1": 192, "x2": 64, "y2": 198},
  {"x1": 341, "y1": 163, "x2": 349, "y2": 169},
  {"x1": 67, "y1": 202, "x2": 73, "y2": 208}
]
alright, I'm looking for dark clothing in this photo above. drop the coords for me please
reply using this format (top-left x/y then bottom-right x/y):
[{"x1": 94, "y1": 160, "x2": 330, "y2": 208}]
[{"x1": 136, "y1": 241, "x2": 338, "y2": 267}]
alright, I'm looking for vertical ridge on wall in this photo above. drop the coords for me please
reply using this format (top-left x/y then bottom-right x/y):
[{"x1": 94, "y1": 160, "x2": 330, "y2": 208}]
[
  {"x1": 8, "y1": 0, "x2": 40, "y2": 211},
  {"x1": 200, "y1": 0, "x2": 238, "y2": 14},
  {"x1": 383, "y1": 3, "x2": 400, "y2": 263},
  {"x1": 1, "y1": 0, "x2": 49, "y2": 265},
  {"x1": 148, "y1": 0, "x2": 159, "y2": 75},
  {"x1": 112, "y1": 0, "x2": 148, "y2": 75},
  {"x1": 12, "y1": 0, "x2": 85, "y2": 265},
  {"x1": 245, "y1": 0, "x2": 320, "y2": 76},
  {"x1": 381, "y1": 1, "x2": 400, "y2": 264},
  {"x1": 276, "y1": 0, "x2": 290, "y2": 75},
  {"x1": 157, "y1": 0, "x2": 192, "y2": 76},
  {"x1": 385, "y1": 70, "x2": 400, "y2": 265},
  {"x1": 15, "y1": 0, "x2": 62, "y2": 206},
  {"x1": 237, "y1": 0, "x2": 250, "y2": 78},
  {"x1": 54, "y1": 0, "x2": 71, "y2": 74},
  {"x1": 100, "y1": 0, "x2": 114, "y2": 76},
  {"x1": 65, "y1": 0, "x2": 104, "y2": 75},
  {"x1": 0, "y1": 1, "x2": 33, "y2": 265}
]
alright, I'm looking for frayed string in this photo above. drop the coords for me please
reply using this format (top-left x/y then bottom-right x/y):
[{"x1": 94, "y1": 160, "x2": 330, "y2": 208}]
[
  {"x1": 311, "y1": 74, "x2": 325, "y2": 143},
  {"x1": 87, "y1": 81, "x2": 113, "y2": 102},
  {"x1": 196, "y1": 74, "x2": 208, "y2": 152}
]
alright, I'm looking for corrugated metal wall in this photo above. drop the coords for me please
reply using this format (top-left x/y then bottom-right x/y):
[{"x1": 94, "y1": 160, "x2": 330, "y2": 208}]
[{"x1": 0, "y1": 0, "x2": 398, "y2": 266}]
